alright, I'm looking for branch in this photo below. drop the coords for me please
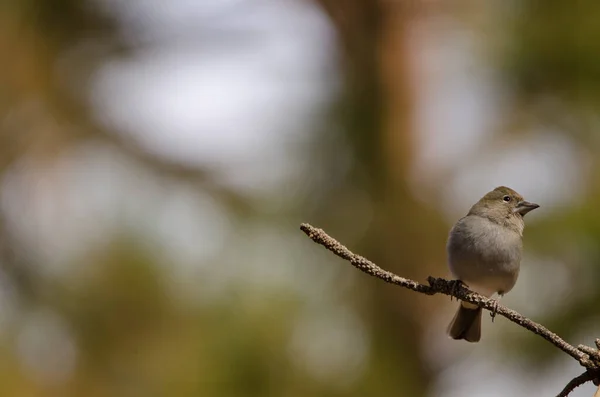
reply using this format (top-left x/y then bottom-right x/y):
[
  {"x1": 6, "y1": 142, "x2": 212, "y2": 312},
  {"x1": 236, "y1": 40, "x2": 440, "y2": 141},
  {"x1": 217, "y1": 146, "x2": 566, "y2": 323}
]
[
  {"x1": 299, "y1": 223, "x2": 600, "y2": 396},
  {"x1": 558, "y1": 371, "x2": 598, "y2": 397}
]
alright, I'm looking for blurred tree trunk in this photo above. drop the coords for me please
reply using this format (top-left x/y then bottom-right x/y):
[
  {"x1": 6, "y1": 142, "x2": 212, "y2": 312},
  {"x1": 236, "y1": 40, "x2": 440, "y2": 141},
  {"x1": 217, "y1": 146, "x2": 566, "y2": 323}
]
[{"x1": 313, "y1": 1, "x2": 447, "y2": 395}]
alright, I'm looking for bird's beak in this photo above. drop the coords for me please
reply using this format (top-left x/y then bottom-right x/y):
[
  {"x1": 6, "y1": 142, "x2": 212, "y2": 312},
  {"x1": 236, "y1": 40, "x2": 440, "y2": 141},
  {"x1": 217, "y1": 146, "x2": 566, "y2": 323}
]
[{"x1": 515, "y1": 201, "x2": 540, "y2": 216}]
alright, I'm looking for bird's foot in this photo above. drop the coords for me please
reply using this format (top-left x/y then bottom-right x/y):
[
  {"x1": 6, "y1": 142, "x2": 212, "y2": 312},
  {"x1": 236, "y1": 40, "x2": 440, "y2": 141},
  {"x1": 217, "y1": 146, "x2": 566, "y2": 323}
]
[
  {"x1": 450, "y1": 280, "x2": 465, "y2": 301},
  {"x1": 490, "y1": 299, "x2": 499, "y2": 322}
]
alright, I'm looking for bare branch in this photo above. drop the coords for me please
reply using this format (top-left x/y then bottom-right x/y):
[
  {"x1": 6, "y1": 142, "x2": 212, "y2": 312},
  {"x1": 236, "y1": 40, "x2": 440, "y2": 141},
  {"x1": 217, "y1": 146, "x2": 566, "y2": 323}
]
[
  {"x1": 580, "y1": 345, "x2": 600, "y2": 363},
  {"x1": 300, "y1": 223, "x2": 600, "y2": 395},
  {"x1": 557, "y1": 371, "x2": 597, "y2": 397}
]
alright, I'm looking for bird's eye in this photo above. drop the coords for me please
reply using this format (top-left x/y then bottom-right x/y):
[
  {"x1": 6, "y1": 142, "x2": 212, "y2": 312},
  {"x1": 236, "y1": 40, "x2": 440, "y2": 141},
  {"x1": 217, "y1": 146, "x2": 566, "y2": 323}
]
[{"x1": 503, "y1": 195, "x2": 511, "y2": 202}]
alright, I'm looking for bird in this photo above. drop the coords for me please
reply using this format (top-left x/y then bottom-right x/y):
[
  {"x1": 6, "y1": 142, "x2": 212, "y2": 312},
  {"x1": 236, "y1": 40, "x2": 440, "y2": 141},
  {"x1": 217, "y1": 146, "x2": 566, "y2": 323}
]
[{"x1": 446, "y1": 186, "x2": 539, "y2": 342}]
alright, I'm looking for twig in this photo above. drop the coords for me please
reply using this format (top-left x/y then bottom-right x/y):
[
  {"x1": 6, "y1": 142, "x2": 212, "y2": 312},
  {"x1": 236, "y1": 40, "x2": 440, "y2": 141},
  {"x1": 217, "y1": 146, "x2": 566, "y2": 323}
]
[
  {"x1": 580, "y1": 345, "x2": 600, "y2": 363},
  {"x1": 558, "y1": 371, "x2": 598, "y2": 397},
  {"x1": 299, "y1": 223, "x2": 600, "y2": 395}
]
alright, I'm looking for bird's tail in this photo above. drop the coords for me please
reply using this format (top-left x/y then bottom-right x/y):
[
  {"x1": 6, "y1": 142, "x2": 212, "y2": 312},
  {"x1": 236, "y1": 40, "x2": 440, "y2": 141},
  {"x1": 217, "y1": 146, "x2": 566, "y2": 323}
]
[{"x1": 447, "y1": 302, "x2": 482, "y2": 342}]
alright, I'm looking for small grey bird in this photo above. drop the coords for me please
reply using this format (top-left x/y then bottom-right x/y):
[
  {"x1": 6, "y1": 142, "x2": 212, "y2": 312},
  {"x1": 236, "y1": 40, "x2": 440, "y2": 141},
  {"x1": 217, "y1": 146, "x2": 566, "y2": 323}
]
[{"x1": 447, "y1": 186, "x2": 539, "y2": 342}]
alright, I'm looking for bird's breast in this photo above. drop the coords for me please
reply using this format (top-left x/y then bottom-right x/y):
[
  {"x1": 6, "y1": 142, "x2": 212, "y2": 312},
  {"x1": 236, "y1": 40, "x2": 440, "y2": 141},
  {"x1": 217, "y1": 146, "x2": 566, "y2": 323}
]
[{"x1": 447, "y1": 215, "x2": 523, "y2": 295}]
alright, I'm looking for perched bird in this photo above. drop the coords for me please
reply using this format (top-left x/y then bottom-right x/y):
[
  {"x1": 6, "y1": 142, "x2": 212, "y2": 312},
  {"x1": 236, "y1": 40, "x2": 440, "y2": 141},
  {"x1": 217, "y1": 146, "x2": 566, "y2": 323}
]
[{"x1": 446, "y1": 186, "x2": 539, "y2": 342}]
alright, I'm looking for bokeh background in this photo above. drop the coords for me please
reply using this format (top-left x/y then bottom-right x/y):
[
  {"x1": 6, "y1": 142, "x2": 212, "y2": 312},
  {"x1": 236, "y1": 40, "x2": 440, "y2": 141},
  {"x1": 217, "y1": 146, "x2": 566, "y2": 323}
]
[{"x1": 1, "y1": 0, "x2": 599, "y2": 396}]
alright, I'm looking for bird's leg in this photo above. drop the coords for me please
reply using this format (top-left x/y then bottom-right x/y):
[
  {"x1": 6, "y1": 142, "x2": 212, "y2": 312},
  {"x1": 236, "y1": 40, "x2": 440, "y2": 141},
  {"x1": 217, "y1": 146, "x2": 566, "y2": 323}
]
[
  {"x1": 451, "y1": 280, "x2": 466, "y2": 301},
  {"x1": 490, "y1": 293, "x2": 503, "y2": 322}
]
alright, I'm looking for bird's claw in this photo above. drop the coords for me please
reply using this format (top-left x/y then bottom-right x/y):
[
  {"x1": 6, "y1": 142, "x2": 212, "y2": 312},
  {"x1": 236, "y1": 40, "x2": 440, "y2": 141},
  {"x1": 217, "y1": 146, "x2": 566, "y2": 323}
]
[
  {"x1": 450, "y1": 280, "x2": 465, "y2": 301},
  {"x1": 490, "y1": 299, "x2": 499, "y2": 322}
]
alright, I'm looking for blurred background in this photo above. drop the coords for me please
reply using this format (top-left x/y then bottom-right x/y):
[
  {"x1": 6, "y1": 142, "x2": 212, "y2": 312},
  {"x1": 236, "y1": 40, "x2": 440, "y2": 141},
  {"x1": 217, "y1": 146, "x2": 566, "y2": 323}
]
[{"x1": 1, "y1": 0, "x2": 599, "y2": 396}]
